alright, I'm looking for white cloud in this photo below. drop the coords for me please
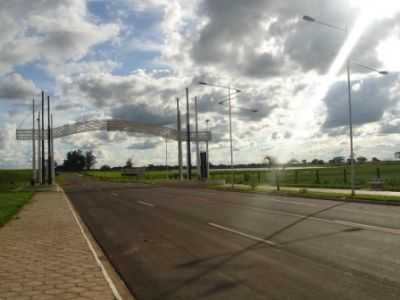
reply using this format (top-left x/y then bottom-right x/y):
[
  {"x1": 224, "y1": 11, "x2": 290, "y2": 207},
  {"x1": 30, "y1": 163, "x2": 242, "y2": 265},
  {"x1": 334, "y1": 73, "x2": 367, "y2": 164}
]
[{"x1": 0, "y1": 0, "x2": 120, "y2": 75}]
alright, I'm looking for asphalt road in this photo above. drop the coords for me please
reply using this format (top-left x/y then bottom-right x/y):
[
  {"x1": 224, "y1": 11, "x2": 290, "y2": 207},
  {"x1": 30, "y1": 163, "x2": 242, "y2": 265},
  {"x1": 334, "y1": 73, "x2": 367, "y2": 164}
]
[{"x1": 62, "y1": 174, "x2": 400, "y2": 300}]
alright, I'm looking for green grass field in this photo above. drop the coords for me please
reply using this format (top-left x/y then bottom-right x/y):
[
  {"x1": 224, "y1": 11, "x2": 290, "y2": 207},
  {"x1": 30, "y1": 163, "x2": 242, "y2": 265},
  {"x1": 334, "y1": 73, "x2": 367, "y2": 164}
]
[
  {"x1": 85, "y1": 162, "x2": 400, "y2": 191},
  {"x1": 85, "y1": 170, "x2": 174, "y2": 182},
  {"x1": 210, "y1": 162, "x2": 400, "y2": 191},
  {"x1": 0, "y1": 170, "x2": 33, "y2": 226}
]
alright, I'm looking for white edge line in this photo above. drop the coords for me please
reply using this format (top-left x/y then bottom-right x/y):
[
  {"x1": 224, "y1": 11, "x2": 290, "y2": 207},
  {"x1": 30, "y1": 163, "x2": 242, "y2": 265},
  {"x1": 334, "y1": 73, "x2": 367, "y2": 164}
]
[
  {"x1": 208, "y1": 222, "x2": 277, "y2": 246},
  {"x1": 334, "y1": 220, "x2": 400, "y2": 235},
  {"x1": 61, "y1": 188, "x2": 123, "y2": 300},
  {"x1": 137, "y1": 200, "x2": 154, "y2": 207}
]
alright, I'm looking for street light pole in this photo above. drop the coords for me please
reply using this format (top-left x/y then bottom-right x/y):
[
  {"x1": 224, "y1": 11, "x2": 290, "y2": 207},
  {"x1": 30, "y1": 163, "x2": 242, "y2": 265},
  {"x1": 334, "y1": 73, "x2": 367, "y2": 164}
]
[
  {"x1": 302, "y1": 15, "x2": 388, "y2": 197},
  {"x1": 165, "y1": 136, "x2": 168, "y2": 180},
  {"x1": 185, "y1": 87, "x2": 192, "y2": 180},
  {"x1": 346, "y1": 59, "x2": 355, "y2": 196},
  {"x1": 176, "y1": 97, "x2": 183, "y2": 181},
  {"x1": 228, "y1": 87, "x2": 234, "y2": 188},
  {"x1": 198, "y1": 81, "x2": 241, "y2": 188},
  {"x1": 47, "y1": 95, "x2": 51, "y2": 185},
  {"x1": 38, "y1": 112, "x2": 42, "y2": 185},
  {"x1": 41, "y1": 91, "x2": 45, "y2": 184},
  {"x1": 32, "y1": 98, "x2": 36, "y2": 184},
  {"x1": 194, "y1": 96, "x2": 200, "y2": 179},
  {"x1": 206, "y1": 119, "x2": 210, "y2": 179}
]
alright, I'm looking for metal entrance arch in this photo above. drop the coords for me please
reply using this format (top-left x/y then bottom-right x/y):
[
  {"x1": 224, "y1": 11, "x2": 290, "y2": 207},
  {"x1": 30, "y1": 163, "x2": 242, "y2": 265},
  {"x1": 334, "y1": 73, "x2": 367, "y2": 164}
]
[{"x1": 16, "y1": 119, "x2": 212, "y2": 180}]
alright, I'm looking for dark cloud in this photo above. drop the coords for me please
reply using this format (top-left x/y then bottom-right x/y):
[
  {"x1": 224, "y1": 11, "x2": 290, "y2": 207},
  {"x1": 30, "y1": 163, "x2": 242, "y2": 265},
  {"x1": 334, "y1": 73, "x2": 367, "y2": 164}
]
[
  {"x1": 191, "y1": 0, "x2": 400, "y2": 76},
  {"x1": 323, "y1": 73, "x2": 399, "y2": 129},
  {"x1": 111, "y1": 103, "x2": 176, "y2": 125},
  {"x1": 127, "y1": 139, "x2": 160, "y2": 150},
  {"x1": 191, "y1": 0, "x2": 287, "y2": 78},
  {"x1": 93, "y1": 131, "x2": 128, "y2": 144}
]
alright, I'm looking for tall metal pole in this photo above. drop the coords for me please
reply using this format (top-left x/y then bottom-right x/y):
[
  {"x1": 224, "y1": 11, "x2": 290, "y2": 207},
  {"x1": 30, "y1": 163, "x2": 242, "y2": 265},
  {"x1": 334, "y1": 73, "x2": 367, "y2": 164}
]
[
  {"x1": 186, "y1": 87, "x2": 192, "y2": 180},
  {"x1": 165, "y1": 136, "x2": 168, "y2": 180},
  {"x1": 346, "y1": 60, "x2": 355, "y2": 196},
  {"x1": 51, "y1": 114, "x2": 55, "y2": 184},
  {"x1": 206, "y1": 119, "x2": 210, "y2": 179},
  {"x1": 228, "y1": 87, "x2": 234, "y2": 188},
  {"x1": 47, "y1": 95, "x2": 51, "y2": 185},
  {"x1": 32, "y1": 98, "x2": 36, "y2": 184},
  {"x1": 194, "y1": 96, "x2": 200, "y2": 178},
  {"x1": 176, "y1": 98, "x2": 183, "y2": 181},
  {"x1": 38, "y1": 112, "x2": 42, "y2": 185},
  {"x1": 41, "y1": 91, "x2": 45, "y2": 184}
]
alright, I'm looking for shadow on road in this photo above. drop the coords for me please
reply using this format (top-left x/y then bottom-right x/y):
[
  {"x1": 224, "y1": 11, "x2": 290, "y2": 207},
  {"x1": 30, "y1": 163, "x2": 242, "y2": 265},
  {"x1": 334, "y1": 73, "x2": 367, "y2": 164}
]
[{"x1": 155, "y1": 201, "x2": 350, "y2": 299}]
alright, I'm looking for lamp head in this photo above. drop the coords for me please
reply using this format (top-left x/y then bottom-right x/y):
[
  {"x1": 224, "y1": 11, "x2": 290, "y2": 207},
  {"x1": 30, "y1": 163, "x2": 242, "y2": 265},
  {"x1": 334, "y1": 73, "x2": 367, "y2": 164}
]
[{"x1": 303, "y1": 15, "x2": 315, "y2": 22}]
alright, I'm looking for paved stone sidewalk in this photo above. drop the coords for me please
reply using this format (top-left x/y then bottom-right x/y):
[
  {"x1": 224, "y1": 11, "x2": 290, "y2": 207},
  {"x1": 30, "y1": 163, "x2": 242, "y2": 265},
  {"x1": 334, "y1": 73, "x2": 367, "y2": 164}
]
[{"x1": 0, "y1": 191, "x2": 116, "y2": 300}]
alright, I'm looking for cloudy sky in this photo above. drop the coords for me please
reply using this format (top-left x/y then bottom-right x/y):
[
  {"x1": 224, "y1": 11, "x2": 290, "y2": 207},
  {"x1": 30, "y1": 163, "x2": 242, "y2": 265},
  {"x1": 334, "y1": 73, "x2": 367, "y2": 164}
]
[{"x1": 1, "y1": 0, "x2": 400, "y2": 168}]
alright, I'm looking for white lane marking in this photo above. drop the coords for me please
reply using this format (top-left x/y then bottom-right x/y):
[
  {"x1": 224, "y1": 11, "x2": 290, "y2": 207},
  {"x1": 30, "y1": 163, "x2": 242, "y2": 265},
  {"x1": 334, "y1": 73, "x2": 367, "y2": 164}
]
[
  {"x1": 208, "y1": 222, "x2": 277, "y2": 246},
  {"x1": 111, "y1": 192, "x2": 118, "y2": 197},
  {"x1": 334, "y1": 220, "x2": 400, "y2": 235},
  {"x1": 137, "y1": 200, "x2": 154, "y2": 207},
  {"x1": 262, "y1": 198, "x2": 319, "y2": 207},
  {"x1": 61, "y1": 188, "x2": 123, "y2": 300}
]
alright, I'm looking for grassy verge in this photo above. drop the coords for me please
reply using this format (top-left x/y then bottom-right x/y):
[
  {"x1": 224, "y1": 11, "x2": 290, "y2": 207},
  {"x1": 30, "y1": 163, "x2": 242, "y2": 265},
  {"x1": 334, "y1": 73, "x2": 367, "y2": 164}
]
[
  {"x1": 0, "y1": 192, "x2": 33, "y2": 225},
  {"x1": 84, "y1": 162, "x2": 400, "y2": 191},
  {"x1": 212, "y1": 184, "x2": 400, "y2": 204},
  {"x1": 0, "y1": 170, "x2": 34, "y2": 226}
]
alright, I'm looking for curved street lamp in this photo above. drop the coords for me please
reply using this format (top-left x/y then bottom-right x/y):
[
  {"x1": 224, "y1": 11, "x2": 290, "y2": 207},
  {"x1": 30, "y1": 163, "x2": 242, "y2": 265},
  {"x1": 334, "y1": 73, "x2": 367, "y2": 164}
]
[
  {"x1": 199, "y1": 81, "x2": 257, "y2": 188},
  {"x1": 303, "y1": 15, "x2": 389, "y2": 196}
]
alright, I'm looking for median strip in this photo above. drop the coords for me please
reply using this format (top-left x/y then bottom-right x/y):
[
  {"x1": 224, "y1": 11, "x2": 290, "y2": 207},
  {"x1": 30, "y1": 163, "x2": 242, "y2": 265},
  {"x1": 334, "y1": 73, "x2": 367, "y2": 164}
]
[
  {"x1": 137, "y1": 200, "x2": 155, "y2": 207},
  {"x1": 208, "y1": 222, "x2": 277, "y2": 246}
]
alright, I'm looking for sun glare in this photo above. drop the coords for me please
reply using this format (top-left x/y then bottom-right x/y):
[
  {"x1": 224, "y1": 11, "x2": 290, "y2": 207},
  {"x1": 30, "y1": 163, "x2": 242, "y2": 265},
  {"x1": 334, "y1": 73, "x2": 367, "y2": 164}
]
[
  {"x1": 286, "y1": 0, "x2": 398, "y2": 151},
  {"x1": 351, "y1": 0, "x2": 400, "y2": 19}
]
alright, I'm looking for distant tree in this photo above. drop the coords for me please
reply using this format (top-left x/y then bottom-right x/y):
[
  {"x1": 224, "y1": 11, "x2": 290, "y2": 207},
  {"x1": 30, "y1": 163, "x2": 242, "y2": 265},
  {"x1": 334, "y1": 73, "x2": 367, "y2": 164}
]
[
  {"x1": 347, "y1": 158, "x2": 356, "y2": 165},
  {"x1": 263, "y1": 156, "x2": 276, "y2": 167},
  {"x1": 63, "y1": 150, "x2": 86, "y2": 171},
  {"x1": 311, "y1": 158, "x2": 319, "y2": 165},
  {"x1": 85, "y1": 151, "x2": 97, "y2": 170},
  {"x1": 302, "y1": 160, "x2": 307, "y2": 165},
  {"x1": 331, "y1": 156, "x2": 345, "y2": 164},
  {"x1": 395, "y1": 152, "x2": 400, "y2": 160},
  {"x1": 287, "y1": 158, "x2": 300, "y2": 165},
  {"x1": 372, "y1": 157, "x2": 380, "y2": 163},
  {"x1": 125, "y1": 158, "x2": 133, "y2": 169},
  {"x1": 100, "y1": 165, "x2": 111, "y2": 171},
  {"x1": 318, "y1": 159, "x2": 325, "y2": 165},
  {"x1": 356, "y1": 156, "x2": 367, "y2": 164}
]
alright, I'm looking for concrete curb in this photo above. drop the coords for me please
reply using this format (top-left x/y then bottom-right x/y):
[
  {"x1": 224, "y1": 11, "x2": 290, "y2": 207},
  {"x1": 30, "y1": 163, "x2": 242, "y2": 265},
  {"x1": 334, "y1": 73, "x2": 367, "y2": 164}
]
[
  {"x1": 213, "y1": 186, "x2": 400, "y2": 206},
  {"x1": 60, "y1": 186, "x2": 136, "y2": 300}
]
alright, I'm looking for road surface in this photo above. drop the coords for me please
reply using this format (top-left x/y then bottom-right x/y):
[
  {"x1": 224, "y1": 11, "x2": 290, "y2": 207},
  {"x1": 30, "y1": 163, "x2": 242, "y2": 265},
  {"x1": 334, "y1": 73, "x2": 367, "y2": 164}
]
[{"x1": 62, "y1": 174, "x2": 400, "y2": 300}]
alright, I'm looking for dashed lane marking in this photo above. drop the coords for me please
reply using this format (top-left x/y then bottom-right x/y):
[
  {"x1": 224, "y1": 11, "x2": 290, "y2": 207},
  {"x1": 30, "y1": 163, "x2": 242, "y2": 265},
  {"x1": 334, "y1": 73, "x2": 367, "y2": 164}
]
[
  {"x1": 208, "y1": 222, "x2": 277, "y2": 246},
  {"x1": 137, "y1": 200, "x2": 155, "y2": 207}
]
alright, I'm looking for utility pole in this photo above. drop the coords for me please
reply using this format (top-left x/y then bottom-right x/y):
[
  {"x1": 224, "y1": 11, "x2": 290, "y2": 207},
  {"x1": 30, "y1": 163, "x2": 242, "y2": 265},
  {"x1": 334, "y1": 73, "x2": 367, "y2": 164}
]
[
  {"x1": 51, "y1": 114, "x2": 55, "y2": 183},
  {"x1": 38, "y1": 112, "x2": 42, "y2": 185},
  {"x1": 165, "y1": 136, "x2": 168, "y2": 180},
  {"x1": 41, "y1": 91, "x2": 45, "y2": 184},
  {"x1": 47, "y1": 95, "x2": 51, "y2": 185},
  {"x1": 176, "y1": 98, "x2": 183, "y2": 180},
  {"x1": 206, "y1": 119, "x2": 210, "y2": 179},
  {"x1": 32, "y1": 98, "x2": 36, "y2": 184},
  {"x1": 346, "y1": 59, "x2": 355, "y2": 196},
  {"x1": 186, "y1": 87, "x2": 192, "y2": 180},
  {"x1": 194, "y1": 96, "x2": 200, "y2": 178},
  {"x1": 228, "y1": 87, "x2": 234, "y2": 188}
]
